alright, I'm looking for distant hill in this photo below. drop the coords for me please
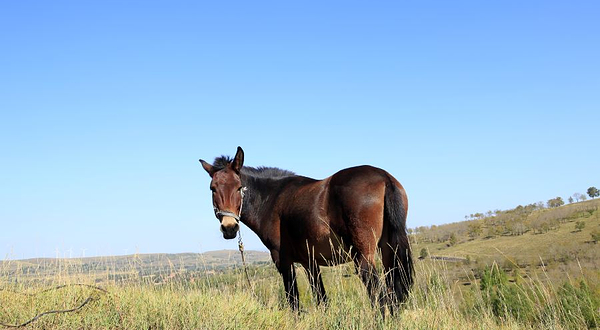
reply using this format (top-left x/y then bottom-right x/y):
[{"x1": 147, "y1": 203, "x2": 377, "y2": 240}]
[{"x1": 1, "y1": 250, "x2": 272, "y2": 283}]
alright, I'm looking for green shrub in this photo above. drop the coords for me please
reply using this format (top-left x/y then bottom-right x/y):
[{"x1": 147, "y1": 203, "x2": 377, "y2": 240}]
[
  {"x1": 479, "y1": 265, "x2": 535, "y2": 323},
  {"x1": 591, "y1": 230, "x2": 600, "y2": 243},
  {"x1": 558, "y1": 281, "x2": 600, "y2": 328}
]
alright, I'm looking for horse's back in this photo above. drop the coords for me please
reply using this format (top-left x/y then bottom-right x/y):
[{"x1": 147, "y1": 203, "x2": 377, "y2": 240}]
[
  {"x1": 329, "y1": 165, "x2": 394, "y2": 189},
  {"x1": 279, "y1": 165, "x2": 405, "y2": 265},
  {"x1": 325, "y1": 165, "x2": 405, "y2": 256},
  {"x1": 328, "y1": 165, "x2": 403, "y2": 211},
  {"x1": 334, "y1": 164, "x2": 406, "y2": 205}
]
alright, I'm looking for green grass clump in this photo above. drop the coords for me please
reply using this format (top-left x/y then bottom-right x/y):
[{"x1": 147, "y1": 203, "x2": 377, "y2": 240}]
[{"x1": 557, "y1": 280, "x2": 600, "y2": 328}]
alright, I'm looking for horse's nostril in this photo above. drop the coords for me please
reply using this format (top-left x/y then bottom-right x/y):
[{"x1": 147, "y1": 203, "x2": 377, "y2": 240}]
[{"x1": 221, "y1": 223, "x2": 239, "y2": 234}]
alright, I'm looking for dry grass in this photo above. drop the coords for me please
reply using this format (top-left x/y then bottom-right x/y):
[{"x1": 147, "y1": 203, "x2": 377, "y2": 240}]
[
  {"x1": 2, "y1": 201, "x2": 598, "y2": 328},
  {"x1": 1, "y1": 250, "x2": 598, "y2": 329}
]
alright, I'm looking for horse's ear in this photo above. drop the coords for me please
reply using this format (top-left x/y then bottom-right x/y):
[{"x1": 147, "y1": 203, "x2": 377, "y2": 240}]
[
  {"x1": 199, "y1": 159, "x2": 214, "y2": 177},
  {"x1": 232, "y1": 146, "x2": 244, "y2": 174}
]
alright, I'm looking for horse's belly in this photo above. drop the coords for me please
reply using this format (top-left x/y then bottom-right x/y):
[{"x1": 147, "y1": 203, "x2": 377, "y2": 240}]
[{"x1": 310, "y1": 232, "x2": 353, "y2": 266}]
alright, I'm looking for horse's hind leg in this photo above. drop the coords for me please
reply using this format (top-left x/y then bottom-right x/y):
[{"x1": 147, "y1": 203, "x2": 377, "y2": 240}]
[
  {"x1": 380, "y1": 238, "x2": 399, "y2": 314},
  {"x1": 303, "y1": 261, "x2": 327, "y2": 306},
  {"x1": 353, "y1": 252, "x2": 387, "y2": 315}
]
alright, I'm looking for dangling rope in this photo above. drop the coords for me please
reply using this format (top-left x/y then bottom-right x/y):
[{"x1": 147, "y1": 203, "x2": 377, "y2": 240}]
[
  {"x1": 238, "y1": 229, "x2": 254, "y2": 291},
  {"x1": 234, "y1": 187, "x2": 253, "y2": 291},
  {"x1": 0, "y1": 284, "x2": 109, "y2": 328}
]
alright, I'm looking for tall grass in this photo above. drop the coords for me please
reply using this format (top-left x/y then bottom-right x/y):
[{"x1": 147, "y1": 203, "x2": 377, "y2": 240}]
[{"x1": 1, "y1": 254, "x2": 598, "y2": 329}]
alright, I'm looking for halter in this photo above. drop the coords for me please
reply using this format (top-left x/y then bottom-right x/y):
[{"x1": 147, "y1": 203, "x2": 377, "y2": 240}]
[{"x1": 214, "y1": 187, "x2": 247, "y2": 223}]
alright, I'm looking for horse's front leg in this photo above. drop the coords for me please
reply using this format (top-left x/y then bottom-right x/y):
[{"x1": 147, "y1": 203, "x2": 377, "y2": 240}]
[{"x1": 278, "y1": 258, "x2": 299, "y2": 311}]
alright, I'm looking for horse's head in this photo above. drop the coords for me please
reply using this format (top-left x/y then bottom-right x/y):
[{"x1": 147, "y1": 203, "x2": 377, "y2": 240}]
[{"x1": 199, "y1": 147, "x2": 245, "y2": 240}]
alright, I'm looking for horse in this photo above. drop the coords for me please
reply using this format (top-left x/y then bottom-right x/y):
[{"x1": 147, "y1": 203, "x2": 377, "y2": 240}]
[{"x1": 199, "y1": 147, "x2": 413, "y2": 314}]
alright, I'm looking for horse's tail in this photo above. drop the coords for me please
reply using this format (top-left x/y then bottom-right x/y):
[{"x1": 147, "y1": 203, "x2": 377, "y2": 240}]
[{"x1": 383, "y1": 180, "x2": 413, "y2": 304}]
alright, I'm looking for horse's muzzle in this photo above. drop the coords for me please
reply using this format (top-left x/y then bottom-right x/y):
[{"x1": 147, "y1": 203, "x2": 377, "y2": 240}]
[{"x1": 220, "y1": 216, "x2": 239, "y2": 239}]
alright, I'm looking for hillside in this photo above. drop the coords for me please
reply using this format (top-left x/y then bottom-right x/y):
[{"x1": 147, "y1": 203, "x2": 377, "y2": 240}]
[{"x1": 411, "y1": 198, "x2": 600, "y2": 284}]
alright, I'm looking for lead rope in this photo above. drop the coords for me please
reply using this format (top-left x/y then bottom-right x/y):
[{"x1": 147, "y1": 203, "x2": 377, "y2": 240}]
[
  {"x1": 237, "y1": 187, "x2": 254, "y2": 292},
  {"x1": 237, "y1": 229, "x2": 253, "y2": 291}
]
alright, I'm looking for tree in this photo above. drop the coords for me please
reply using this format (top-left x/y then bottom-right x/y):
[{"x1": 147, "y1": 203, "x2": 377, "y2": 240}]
[
  {"x1": 568, "y1": 196, "x2": 574, "y2": 204},
  {"x1": 573, "y1": 193, "x2": 584, "y2": 202},
  {"x1": 513, "y1": 222, "x2": 527, "y2": 236},
  {"x1": 419, "y1": 248, "x2": 429, "y2": 259},
  {"x1": 487, "y1": 225, "x2": 501, "y2": 238},
  {"x1": 547, "y1": 197, "x2": 564, "y2": 208},
  {"x1": 449, "y1": 232, "x2": 458, "y2": 246},
  {"x1": 588, "y1": 187, "x2": 599, "y2": 199},
  {"x1": 468, "y1": 222, "x2": 483, "y2": 238}
]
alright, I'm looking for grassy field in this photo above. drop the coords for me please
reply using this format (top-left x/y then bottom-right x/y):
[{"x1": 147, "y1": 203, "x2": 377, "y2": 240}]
[
  {"x1": 1, "y1": 255, "x2": 598, "y2": 329},
  {"x1": 1, "y1": 200, "x2": 599, "y2": 329}
]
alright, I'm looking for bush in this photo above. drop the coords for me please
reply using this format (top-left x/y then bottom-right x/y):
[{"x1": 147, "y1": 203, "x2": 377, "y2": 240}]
[
  {"x1": 448, "y1": 233, "x2": 458, "y2": 246},
  {"x1": 591, "y1": 230, "x2": 600, "y2": 243},
  {"x1": 558, "y1": 281, "x2": 600, "y2": 328},
  {"x1": 479, "y1": 265, "x2": 535, "y2": 322}
]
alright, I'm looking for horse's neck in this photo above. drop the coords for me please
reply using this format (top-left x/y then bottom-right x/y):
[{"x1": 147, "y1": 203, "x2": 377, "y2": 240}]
[{"x1": 239, "y1": 175, "x2": 286, "y2": 249}]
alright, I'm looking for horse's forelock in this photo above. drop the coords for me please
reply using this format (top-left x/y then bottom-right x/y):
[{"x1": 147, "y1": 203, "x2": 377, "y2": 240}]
[{"x1": 212, "y1": 156, "x2": 232, "y2": 171}]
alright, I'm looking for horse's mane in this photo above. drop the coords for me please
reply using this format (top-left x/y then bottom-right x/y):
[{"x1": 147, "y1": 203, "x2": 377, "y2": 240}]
[{"x1": 212, "y1": 156, "x2": 296, "y2": 179}]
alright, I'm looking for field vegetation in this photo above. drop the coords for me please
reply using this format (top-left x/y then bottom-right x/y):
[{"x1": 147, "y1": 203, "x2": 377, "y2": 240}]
[{"x1": 1, "y1": 199, "x2": 599, "y2": 329}]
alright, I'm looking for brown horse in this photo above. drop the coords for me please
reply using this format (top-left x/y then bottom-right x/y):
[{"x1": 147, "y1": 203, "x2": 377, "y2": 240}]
[{"x1": 199, "y1": 147, "x2": 413, "y2": 313}]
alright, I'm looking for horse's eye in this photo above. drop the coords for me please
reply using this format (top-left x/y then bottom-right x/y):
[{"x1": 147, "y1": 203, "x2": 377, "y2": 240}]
[
  {"x1": 210, "y1": 187, "x2": 216, "y2": 192},
  {"x1": 237, "y1": 187, "x2": 243, "y2": 192}
]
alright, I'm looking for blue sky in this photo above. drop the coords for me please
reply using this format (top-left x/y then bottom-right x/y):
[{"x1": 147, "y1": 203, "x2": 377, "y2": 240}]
[{"x1": 1, "y1": 1, "x2": 599, "y2": 259}]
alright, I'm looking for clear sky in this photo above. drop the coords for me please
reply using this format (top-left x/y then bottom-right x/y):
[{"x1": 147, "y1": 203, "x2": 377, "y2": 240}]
[{"x1": 1, "y1": 1, "x2": 599, "y2": 259}]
